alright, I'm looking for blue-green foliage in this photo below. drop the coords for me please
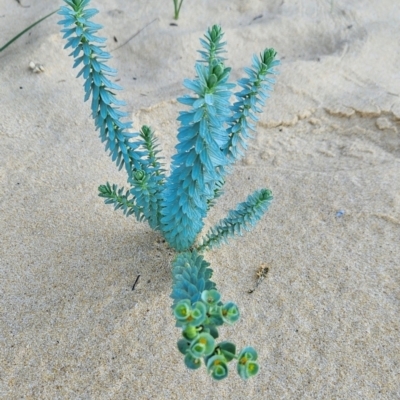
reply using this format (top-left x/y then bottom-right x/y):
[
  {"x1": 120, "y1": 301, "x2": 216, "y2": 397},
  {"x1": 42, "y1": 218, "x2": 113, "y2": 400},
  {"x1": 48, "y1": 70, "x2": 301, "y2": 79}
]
[
  {"x1": 58, "y1": 0, "x2": 141, "y2": 176},
  {"x1": 160, "y1": 26, "x2": 235, "y2": 251},
  {"x1": 58, "y1": 0, "x2": 164, "y2": 229},
  {"x1": 171, "y1": 251, "x2": 216, "y2": 306},
  {"x1": 59, "y1": 0, "x2": 279, "y2": 381},
  {"x1": 130, "y1": 126, "x2": 165, "y2": 230},
  {"x1": 98, "y1": 182, "x2": 144, "y2": 221},
  {"x1": 206, "y1": 179, "x2": 225, "y2": 210},
  {"x1": 224, "y1": 49, "x2": 279, "y2": 164},
  {"x1": 198, "y1": 189, "x2": 273, "y2": 251}
]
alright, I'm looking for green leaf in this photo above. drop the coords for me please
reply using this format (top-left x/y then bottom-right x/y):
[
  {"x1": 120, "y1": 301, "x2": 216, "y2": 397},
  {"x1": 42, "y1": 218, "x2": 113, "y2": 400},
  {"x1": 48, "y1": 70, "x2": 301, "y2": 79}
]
[
  {"x1": 184, "y1": 352, "x2": 202, "y2": 370},
  {"x1": 201, "y1": 289, "x2": 221, "y2": 306},
  {"x1": 207, "y1": 355, "x2": 229, "y2": 380},
  {"x1": 177, "y1": 339, "x2": 190, "y2": 355},
  {"x1": 218, "y1": 341, "x2": 236, "y2": 362},
  {"x1": 208, "y1": 326, "x2": 219, "y2": 339},
  {"x1": 173, "y1": 0, "x2": 184, "y2": 19},
  {"x1": 188, "y1": 301, "x2": 207, "y2": 327},
  {"x1": 220, "y1": 302, "x2": 240, "y2": 325}
]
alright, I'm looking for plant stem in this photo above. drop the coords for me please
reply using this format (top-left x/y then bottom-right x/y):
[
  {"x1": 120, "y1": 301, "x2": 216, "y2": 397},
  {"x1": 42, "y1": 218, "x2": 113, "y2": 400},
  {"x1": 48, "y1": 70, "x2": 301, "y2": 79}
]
[
  {"x1": 173, "y1": 0, "x2": 184, "y2": 20},
  {"x1": 0, "y1": 10, "x2": 58, "y2": 53}
]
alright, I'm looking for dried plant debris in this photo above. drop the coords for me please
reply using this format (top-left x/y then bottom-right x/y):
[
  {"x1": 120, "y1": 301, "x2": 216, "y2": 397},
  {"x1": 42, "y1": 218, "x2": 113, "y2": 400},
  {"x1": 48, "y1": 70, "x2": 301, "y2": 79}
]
[
  {"x1": 248, "y1": 264, "x2": 269, "y2": 293},
  {"x1": 29, "y1": 61, "x2": 44, "y2": 73}
]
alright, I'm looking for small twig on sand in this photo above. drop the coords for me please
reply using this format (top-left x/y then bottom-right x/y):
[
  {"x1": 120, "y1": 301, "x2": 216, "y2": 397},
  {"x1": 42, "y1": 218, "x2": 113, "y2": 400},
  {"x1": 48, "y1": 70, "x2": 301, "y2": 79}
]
[
  {"x1": 248, "y1": 264, "x2": 269, "y2": 293},
  {"x1": 132, "y1": 275, "x2": 141, "y2": 290}
]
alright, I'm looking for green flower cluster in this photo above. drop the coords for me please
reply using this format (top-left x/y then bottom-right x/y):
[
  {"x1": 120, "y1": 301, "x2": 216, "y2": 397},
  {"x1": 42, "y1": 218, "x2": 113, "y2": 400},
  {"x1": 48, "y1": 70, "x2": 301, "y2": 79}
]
[{"x1": 173, "y1": 289, "x2": 259, "y2": 380}]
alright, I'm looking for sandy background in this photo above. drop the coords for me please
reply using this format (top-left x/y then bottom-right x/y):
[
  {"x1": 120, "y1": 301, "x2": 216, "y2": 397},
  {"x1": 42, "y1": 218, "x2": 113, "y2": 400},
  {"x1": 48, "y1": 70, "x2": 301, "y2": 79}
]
[{"x1": 1, "y1": 0, "x2": 399, "y2": 399}]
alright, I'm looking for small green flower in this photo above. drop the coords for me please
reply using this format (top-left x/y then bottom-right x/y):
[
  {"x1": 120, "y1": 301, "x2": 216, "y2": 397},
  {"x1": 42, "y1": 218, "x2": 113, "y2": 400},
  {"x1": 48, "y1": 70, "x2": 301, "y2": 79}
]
[
  {"x1": 207, "y1": 355, "x2": 229, "y2": 380},
  {"x1": 133, "y1": 169, "x2": 146, "y2": 182},
  {"x1": 189, "y1": 332, "x2": 215, "y2": 358},
  {"x1": 238, "y1": 360, "x2": 259, "y2": 380},
  {"x1": 206, "y1": 303, "x2": 224, "y2": 326},
  {"x1": 189, "y1": 301, "x2": 207, "y2": 326},
  {"x1": 201, "y1": 289, "x2": 221, "y2": 306},
  {"x1": 184, "y1": 352, "x2": 202, "y2": 370},
  {"x1": 173, "y1": 300, "x2": 207, "y2": 327},
  {"x1": 173, "y1": 299, "x2": 192, "y2": 321},
  {"x1": 220, "y1": 302, "x2": 240, "y2": 324},
  {"x1": 237, "y1": 347, "x2": 259, "y2": 380}
]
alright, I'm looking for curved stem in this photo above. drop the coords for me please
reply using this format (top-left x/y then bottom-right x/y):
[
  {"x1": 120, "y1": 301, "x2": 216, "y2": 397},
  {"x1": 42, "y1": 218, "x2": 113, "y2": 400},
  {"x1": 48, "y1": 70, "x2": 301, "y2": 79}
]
[{"x1": 0, "y1": 10, "x2": 58, "y2": 53}]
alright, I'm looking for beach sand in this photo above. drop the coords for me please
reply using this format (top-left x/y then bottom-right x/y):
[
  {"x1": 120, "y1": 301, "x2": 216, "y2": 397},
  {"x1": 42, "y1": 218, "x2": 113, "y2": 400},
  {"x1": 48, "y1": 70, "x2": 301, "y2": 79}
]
[{"x1": 1, "y1": 0, "x2": 399, "y2": 398}]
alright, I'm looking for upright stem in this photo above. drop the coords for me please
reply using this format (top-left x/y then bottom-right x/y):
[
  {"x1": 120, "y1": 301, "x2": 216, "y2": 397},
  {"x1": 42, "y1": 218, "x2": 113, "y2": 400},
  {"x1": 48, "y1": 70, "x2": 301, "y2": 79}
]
[
  {"x1": 0, "y1": 10, "x2": 58, "y2": 53},
  {"x1": 173, "y1": 0, "x2": 184, "y2": 19}
]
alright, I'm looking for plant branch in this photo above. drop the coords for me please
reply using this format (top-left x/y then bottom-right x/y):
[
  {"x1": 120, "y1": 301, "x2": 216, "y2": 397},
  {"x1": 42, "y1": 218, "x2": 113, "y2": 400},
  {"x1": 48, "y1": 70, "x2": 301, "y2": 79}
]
[
  {"x1": 98, "y1": 182, "x2": 144, "y2": 220},
  {"x1": 197, "y1": 189, "x2": 273, "y2": 252},
  {"x1": 159, "y1": 26, "x2": 235, "y2": 251}
]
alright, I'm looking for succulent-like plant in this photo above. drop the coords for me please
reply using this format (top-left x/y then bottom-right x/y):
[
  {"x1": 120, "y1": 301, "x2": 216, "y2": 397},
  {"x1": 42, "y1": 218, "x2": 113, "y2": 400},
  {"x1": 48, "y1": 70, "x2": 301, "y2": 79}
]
[{"x1": 58, "y1": 0, "x2": 279, "y2": 380}]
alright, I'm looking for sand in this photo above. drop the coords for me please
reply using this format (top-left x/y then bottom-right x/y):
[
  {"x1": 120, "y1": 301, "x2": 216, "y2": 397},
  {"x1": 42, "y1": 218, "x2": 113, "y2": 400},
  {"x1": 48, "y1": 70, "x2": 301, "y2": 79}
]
[{"x1": 1, "y1": 0, "x2": 399, "y2": 398}]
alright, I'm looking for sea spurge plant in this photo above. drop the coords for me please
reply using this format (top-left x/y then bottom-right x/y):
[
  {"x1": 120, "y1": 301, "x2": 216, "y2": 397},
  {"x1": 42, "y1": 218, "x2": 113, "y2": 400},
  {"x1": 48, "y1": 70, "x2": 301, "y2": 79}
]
[
  {"x1": 161, "y1": 42, "x2": 235, "y2": 250},
  {"x1": 59, "y1": 0, "x2": 279, "y2": 381}
]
